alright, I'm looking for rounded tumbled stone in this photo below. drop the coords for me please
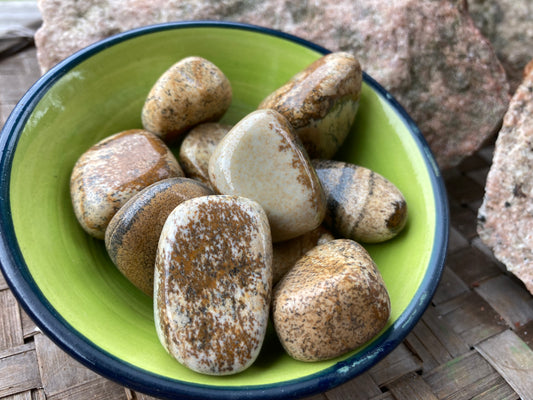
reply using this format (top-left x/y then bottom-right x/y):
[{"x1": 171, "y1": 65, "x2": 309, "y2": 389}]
[
  {"x1": 208, "y1": 109, "x2": 326, "y2": 242},
  {"x1": 258, "y1": 51, "x2": 362, "y2": 159},
  {"x1": 313, "y1": 159, "x2": 408, "y2": 243},
  {"x1": 154, "y1": 195, "x2": 272, "y2": 375},
  {"x1": 105, "y1": 178, "x2": 213, "y2": 296},
  {"x1": 272, "y1": 239, "x2": 390, "y2": 362},
  {"x1": 70, "y1": 129, "x2": 184, "y2": 239},
  {"x1": 178, "y1": 122, "x2": 232, "y2": 186},
  {"x1": 142, "y1": 56, "x2": 232, "y2": 143}
]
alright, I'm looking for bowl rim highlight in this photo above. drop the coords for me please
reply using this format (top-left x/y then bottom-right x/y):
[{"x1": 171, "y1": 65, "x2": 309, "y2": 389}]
[{"x1": 0, "y1": 20, "x2": 449, "y2": 400}]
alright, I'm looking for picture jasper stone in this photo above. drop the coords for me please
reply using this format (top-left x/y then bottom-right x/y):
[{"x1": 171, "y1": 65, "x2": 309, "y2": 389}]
[
  {"x1": 259, "y1": 52, "x2": 362, "y2": 159},
  {"x1": 209, "y1": 109, "x2": 326, "y2": 242},
  {"x1": 313, "y1": 160, "x2": 408, "y2": 243},
  {"x1": 154, "y1": 195, "x2": 272, "y2": 375},
  {"x1": 142, "y1": 56, "x2": 232, "y2": 143},
  {"x1": 105, "y1": 178, "x2": 213, "y2": 296},
  {"x1": 70, "y1": 129, "x2": 184, "y2": 239},
  {"x1": 272, "y1": 239, "x2": 390, "y2": 362},
  {"x1": 178, "y1": 122, "x2": 232, "y2": 186},
  {"x1": 272, "y1": 225, "x2": 334, "y2": 284}
]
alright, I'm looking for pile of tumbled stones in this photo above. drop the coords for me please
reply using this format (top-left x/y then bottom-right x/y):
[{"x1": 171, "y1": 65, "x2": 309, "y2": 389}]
[{"x1": 70, "y1": 52, "x2": 408, "y2": 375}]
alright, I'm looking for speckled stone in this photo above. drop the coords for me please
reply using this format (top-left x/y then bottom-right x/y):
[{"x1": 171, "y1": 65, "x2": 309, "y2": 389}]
[
  {"x1": 154, "y1": 195, "x2": 272, "y2": 375},
  {"x1": 178, "y1": 122, "x2": 232, "y2": 186},
  {"x1": 272, "y1": 226, "x2": 334, "y2": 284},
  {"x1": 70, "y1": 129, "x2": 184, "y2": 239},
  {"x1": 105, "y1": 178, "x2": 213, "y2": 296},
  {"x1": 272, "y1": 239, "x2": 390, "y2": 362},
  {"x1": 142, "y1": 56, "x2": 232, "y2": 143},
  {"x1": 313, "y1": 160, "x2": 408, "y2": 243},
  {"x1": 209, "y1": 109, "x2": 326, "y2": 242},
  {"x1": 477, "y1": 61, "x2": 533, "y2": 294},
  {"x1": 259, "y1": 52, "x2": 362, "y2": 159},
  {"x1": 469, "y1": 0, "x2": 533, "y2": 93}
]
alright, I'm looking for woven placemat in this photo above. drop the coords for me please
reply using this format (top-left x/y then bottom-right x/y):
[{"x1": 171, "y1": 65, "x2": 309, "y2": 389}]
[{"x1": 1, "y1": 47, "x2": 533, "y2": 400}]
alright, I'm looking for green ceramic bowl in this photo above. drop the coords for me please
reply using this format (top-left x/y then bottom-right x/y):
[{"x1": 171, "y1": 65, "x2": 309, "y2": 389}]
[{"x1": 0, "y1": 22, "x2": 448, "y2": 399}]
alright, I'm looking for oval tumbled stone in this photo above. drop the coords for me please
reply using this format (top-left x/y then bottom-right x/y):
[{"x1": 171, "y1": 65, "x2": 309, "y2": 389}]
[
  {"x1": 178, "y1": 122, "x2": 232, "y2": 186},
  {"x1": 70, "y1": 129, "x2": 184, "y2": 239},
  {"x1": 258, "y1": 52, "x2": 362, "y2": 159},
  {"x1": 208, "y1": 109, "x2": 326, "y2": 242},
  {"x1": 272, "y1": 239, "x2": 390, "y2": 362},
  {"x1": 313, "y1": 160, "x2": 408, "y2": 243},
  {"x1": 142, "y1": 56, "x2": 232, "y2": 143},
  {"x1": 105, "y1": 178, "x2": 213, "y2": 296},
  {"x1": 154, "y1": 195, "x2": 272, "y2": 375}
]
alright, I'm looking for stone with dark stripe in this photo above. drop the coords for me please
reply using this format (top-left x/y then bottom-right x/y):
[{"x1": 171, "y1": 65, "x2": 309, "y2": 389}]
[{"x1": 313, "y1": 159, "x2": 407, "y2": 243}]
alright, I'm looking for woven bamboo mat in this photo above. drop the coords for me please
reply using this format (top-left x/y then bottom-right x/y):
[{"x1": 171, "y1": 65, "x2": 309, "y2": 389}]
[{"x1": 1, "y1": 46, "x2": 533, "y2": 400}]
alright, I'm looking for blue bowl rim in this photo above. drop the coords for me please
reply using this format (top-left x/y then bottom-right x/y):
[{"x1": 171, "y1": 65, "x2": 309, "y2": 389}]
[{"x1": 0, "y1": 20, "x2": 449, "y2": 400}]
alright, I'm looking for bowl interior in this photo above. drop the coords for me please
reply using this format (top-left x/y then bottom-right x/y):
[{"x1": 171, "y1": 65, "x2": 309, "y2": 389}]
[{"x1": 6, "y1": 24, "x2": 443, "y2": 390}]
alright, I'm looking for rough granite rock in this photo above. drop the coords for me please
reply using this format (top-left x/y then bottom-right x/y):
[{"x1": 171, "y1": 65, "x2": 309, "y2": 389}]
[
  {"x1": 468, "y1": 0, "x2": 533, "y2": 93},
  {"x1": 477, "y1": 60, "x2": 533, "y2": 295},
  {"x1": 35, "y1": 0, "x2": 510, "y2": 168}
]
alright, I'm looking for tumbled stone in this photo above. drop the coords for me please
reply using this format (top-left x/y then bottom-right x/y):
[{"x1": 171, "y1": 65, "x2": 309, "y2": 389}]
[
  {"x1": 313, "y1": 160, "x2": 407, "y2": 243},
  {"x1": 272, "y1": 226, "x2": 334, "y2": 285},
  {"x1": 178, "y1": 122, "x2": 232, "y2": 186},
  {"x1": 142, "y1": 56, "x2": 232, "y2": 143},
  {"x1": 105, "y1": 178, "x2": 213, "y2": 296},
  {"x1": 70, "y1": 129, "x2": 184, "y2": 239},
  {"x1": 208, "y1": 109, "x2": 326, "y2": 242},
  {"x1": 35, "y1": 0, "x2": 510, "y2": 169},
  {"x1": 258, "y1": 51, "x2": 362, "y2": 159},
  {"x1": 477, "y1": 61, "x2": 533, "y2": 295},
  {"x1": 272, "y1": 239, "x2": 390, "y2": 362},
  {"x1": 154, "y1": 195, "x2": 272, "y2": 375}
]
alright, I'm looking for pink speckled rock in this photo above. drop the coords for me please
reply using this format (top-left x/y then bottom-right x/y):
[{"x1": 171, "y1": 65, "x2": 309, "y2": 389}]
[
  {"x1": 468, "y1": 0, "x2": 533, "y2": 93},
  {"x1": 477, "y1": 61, "x2": 533, "y2": 295},
  {"x1": 35, "y1": 0, "x2": 510, "y2": 168}
]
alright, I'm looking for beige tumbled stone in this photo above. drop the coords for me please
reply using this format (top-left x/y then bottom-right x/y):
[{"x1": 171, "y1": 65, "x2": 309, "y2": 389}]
[
  {"x1": 209, "y1": 109, "x2": 326, "y2": 242},
  {"x1": 178, "y1": 122, "x2": 232, "y2": 186},
  {"x1": 272, "y1": 239, "x2": 390, "y2": 362},
  {"x1": 154, "y1": 195, "x2": 272, "y2": 375},
  {"x1": 142, "y1": 56, "x2": 232, "y2": 143}
]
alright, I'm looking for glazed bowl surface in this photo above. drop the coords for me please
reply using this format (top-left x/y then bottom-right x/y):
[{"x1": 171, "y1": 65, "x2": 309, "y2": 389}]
[{"x1": 0, "y1": 21, "x2": 448, "y2": 400}]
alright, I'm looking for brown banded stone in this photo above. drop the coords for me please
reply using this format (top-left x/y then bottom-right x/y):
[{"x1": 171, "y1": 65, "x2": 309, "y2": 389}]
[
  {"x1": 313, "y1": 160, "x2": 407, "y2": 243},
  {"x1": 70, "y1": 129, "x2": 184, "y2": 239},
  {"x1": 105, "y1": 177, "x2": 213, "y2": 296},
  {"x1": 258, "y1": 51, "x2": 362, "y2": 159}
]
